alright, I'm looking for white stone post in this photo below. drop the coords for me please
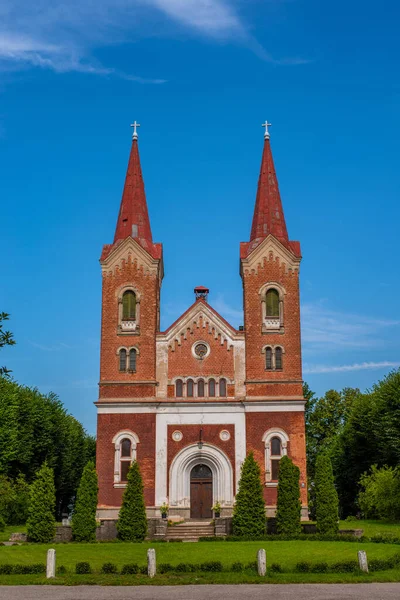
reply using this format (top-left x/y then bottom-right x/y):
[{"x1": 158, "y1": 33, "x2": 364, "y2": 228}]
[
  {"x1": 257, "y1": 548, "x2": 266, "y2": 576},
  {"x1": 358, "y1": 550, "x2": 368, "y2": 573},
  {"x1": 46, "y1": 549, "x2": 56, "y2": 579},
  {"x1": 147, "y1": 548, "x2": 156, "y2": 578}
]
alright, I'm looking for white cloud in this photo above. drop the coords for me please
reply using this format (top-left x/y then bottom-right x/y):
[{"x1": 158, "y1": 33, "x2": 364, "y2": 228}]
[
  {"x1": 304, "y1": 361, "x2": 400, "y2": 375},
  {"x1": 301, "y1": 302, "x2": 400, "y2": 349}
]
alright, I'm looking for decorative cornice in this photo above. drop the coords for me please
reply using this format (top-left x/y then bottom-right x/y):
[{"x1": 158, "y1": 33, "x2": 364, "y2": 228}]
[
  {"x1": 100, "y1": 237, "x2": 163, "y2": 278},
  {"x1": 241, "y1": 234, "x2": 301, "y2": 276}
]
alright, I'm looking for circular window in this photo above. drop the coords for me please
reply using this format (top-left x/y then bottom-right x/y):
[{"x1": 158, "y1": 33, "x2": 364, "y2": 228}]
[
  {"x1": 192, "y1": 341, "x2": 210, "y2": 360},
  {"x1": 220, "y1": 430, "x2": 231, "y2": 441},
  {"x1": 172, "y1": 430, "x2": 183, "y2": 442}
]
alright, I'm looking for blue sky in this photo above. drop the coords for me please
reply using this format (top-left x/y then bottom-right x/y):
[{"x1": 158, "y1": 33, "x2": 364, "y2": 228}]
[{"x1": 1, "y1": 0, "x2": 399, "y2": 434}]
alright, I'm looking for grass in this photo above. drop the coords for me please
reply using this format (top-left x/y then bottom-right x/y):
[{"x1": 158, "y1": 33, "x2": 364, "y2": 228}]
[
  {"x1": 0, "y1": 525, "x2": 26, "y2": 543},
  {"x1": 339, "y1": 520, "x2": 400, "y2": 537}
]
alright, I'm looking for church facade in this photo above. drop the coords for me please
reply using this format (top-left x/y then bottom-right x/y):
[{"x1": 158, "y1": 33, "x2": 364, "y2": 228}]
[{"x1": 96, "y1": 124, "x2": 308, "y2": 520}]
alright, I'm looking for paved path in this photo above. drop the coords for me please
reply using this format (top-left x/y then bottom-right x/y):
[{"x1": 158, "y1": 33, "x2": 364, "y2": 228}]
[{"x1": 1, "y1": 585, "x2": 400, "y2": 600}]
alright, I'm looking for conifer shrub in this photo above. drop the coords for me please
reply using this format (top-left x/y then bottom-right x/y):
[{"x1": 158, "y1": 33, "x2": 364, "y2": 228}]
[
  {"x1": 26, "y1": 463, "x2": 56, "y2": 543},
  {"x1": 200, "y1": 561, "x2": 223, "y2": 572},
  {"x1": 158, "y1": 563, "x2": 173, "y2": 574},
  {"x1": 116, "y1": 461, "x2": 147, "y2": 541},
  {"x1": 275, "y1": 455, "x2": 301, "y2": 535},
  {"x1": 315, "y1": 453, "x2": 339, "y2": 534},
  {"x1": 72, "y1": 461, "x2": 98, "y2": 542},
  {"x1": 231, "y1": 562, "x2": 244, "y2": 572},
  {"x1": 232, "y1": 452, "x2": 266, "y2": 537},
  {"x1": 270, "y1": 563, "x2": 283, "y2": 573},
  {"x1": 101, "y1": 562, "x2": 118, "y2": 574}
]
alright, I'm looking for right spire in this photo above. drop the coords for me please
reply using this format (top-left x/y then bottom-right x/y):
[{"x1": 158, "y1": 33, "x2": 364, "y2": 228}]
[{"x1": 250, "y1": 122, "x2": 289, "y2": 244}]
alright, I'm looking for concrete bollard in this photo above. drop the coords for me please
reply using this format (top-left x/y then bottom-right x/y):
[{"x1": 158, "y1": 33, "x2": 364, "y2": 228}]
[
  {"x1": 46, "y1": 548, "x2": 56, "y2": 579},
  {"x1": 257, "y1": 548, "x2": 266, "y2": 576},
  {"x1": 358, "y1": 550, "x2": 368, "y2": 573},
  {"x1": 147, "y1": 548, "x2": 156, "y2": 578}
]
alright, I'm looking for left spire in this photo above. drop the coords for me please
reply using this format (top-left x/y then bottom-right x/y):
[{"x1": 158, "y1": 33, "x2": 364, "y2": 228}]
[{"x1": 113, "y1": 122, "x2": 153, "y2": 245}]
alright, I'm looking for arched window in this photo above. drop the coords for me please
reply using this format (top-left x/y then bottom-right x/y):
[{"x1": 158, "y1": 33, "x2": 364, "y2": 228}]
[
  {"x1": 119, "y1": 348, "x2": 127, "y2": 371},
  {"x1": 113, "y1": 431, "x2": 139, "y2": 485},
  {"x1": 263, "y1": 429, "x2": 289, "y2": 485},
  {"x1": 187, "y1": 379, "x2": 194, "y2": 398},
  {"x1": 265, "y1": 347, "x2": 273, "y2": 370},
  {"x1": 275, "y1": 347, "x2": 283, "y2": 370},
  {"x1": 176, "y1": 379, "x2": 183, "y2": 398},
  {"x1": 197, "y1": 379, "x2": 205, "y2": 397},
  {"x1": 120, "y1": 438, "x2": 132, "y2": 482},
  {"x1": 270, "y1": 436, "x2": 282, "y2": 480},
  {"x1": 208, "y1": 378, "x2": 216, "y2": 397},
  {"x1": 122, "y1": 290, "x2": 136, "y2": 321},
  {"x1": 129, "y1": 348, "x2": 137, "y2": 372},
  {"x1": 266, "y1": 288, "x2": 280, "y2": 317},
  {"x1": 219, "y1": 378, "x2": 227, "y2": 397}
]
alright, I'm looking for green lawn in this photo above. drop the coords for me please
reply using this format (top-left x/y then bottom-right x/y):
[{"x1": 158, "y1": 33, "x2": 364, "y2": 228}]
[
  {"x1": 339, "y1": 520, "x2": 400, "y2": 537},
  {"x1": 1, "y1": 539, "x2": 400, "y2": 571}
]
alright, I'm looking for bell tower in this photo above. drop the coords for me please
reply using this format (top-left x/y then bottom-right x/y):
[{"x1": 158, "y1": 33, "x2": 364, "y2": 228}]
[{"x1": 240, "y1": 122, "x2": 303, "y2": 401}]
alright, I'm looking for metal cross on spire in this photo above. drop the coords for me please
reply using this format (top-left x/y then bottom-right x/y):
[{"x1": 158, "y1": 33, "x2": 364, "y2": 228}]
[
  {"x1": 130, "y1": 120, "x2": 140, "y2": 140},
  {"x1": 262, "y1": 120, "x2": 272, "y2": 139}
]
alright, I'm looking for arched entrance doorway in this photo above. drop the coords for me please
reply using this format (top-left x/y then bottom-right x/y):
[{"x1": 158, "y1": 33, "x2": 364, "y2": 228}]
[{"x1": 190, "y1": 464, "x2": 213, "y2": 519}]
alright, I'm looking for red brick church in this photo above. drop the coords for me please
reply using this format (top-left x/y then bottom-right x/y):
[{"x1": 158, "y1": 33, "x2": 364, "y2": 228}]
[{"x1": 96, "y1": 122, "x2": 308, "y2": 520}]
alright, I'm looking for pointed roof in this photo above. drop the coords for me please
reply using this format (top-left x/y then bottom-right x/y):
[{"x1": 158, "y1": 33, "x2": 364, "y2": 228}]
[
  {"x1": 241, "y1": 132, "x2": 301, "y2": 259},
  {"x1": 250, "y1": 136, "x2": 289, "y2": 243},
  {"x1": 114, "y1": 138, "x2": 153, "y2": 245}
]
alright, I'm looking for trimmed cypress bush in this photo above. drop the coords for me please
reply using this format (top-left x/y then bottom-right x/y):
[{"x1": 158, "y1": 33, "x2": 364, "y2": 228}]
[
  {"x1": 26, "y1": 463, "x2": 56, "y2": 543},
  {"x1": 121, "y1": 563, "x2": 139, "y2": 574},
  {"x1": 232, "y1": 452, "x2": 266, "y2": 537},
  {"x1": 72, "y1": 461, "x2": 98, "y2": 542},
  {"x1": 315, "y1": 453, "x2": 339, "y2": 534},
  {"x1": 275, "y1": 455, "x2": 301, "y2": 535},
  {"x1": 116, "y1": 460, "x2": 147, "y2": 541},
  {"x1": 75, "y1": 562, "x2": 92, "y2": 574}
]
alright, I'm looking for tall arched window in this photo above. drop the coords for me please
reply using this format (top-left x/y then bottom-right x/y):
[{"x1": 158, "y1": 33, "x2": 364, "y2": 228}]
[
  {"x1": 219, "y1": 378, "x2": 227, "y2": 397},
  {"x1": 208, "y1": 378, "x2": 216, "y2": 397},
  {"x1": 120, "y1": 438, "x2": 132, "y2": 482},
  {"x1": 187, "y1": 379, "x2": 194, "y2": 398},
  {"x1": 270, "y1": 437, "x2": 282, "y2": 480},
  {"x1": 119, "y1": 348, "x2": 127, "y2": 371},
  {"x1": 197, "y1": 379, "x2": 205, "y2": 397},
  {"x1": 275, "y1": 347, "x2": 283, "y2": 370},
  {"x1": 266, "y1": 288, "x2": 280, "y2": 317},
  {"x1": 129, "y1": 348, "x2": 137, "y2": 372},
  {"x1": 176, "y1": 379, "x2": 183, "y2": 397},
  {"x1": 122, "y1": 290, "x2": 136, "y2": 320},
  {"x1": 265, "y1": 347, "x2": 273, "y2": 370}
]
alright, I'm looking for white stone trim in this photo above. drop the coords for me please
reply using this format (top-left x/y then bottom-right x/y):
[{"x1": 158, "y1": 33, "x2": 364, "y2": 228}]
[
  {"x1": 96, "y1": 400, "x2": 305, "y2": 414},
  {"x1": 169, "y1": 443, "x2": 234, "y2": 508},
  {"x1": 191, "y1": 340, "x2": 211, "y2": 360},
  {"x1": 112, "y1": 430, "x2": 140, "y2": 484},
  {"x1": 262, "y1": 428, "x2": 289, "y2": 484},
  {"x1": 154, "y1": 408, "x2": 246, "y2": 506}
]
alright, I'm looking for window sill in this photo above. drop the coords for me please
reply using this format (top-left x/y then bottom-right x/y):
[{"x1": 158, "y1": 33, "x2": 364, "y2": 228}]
[
  {"x1": 265, "y1": 482, "x2": 278, "y2": 487},
  {"x1": 114, "y1": 483, "x2": 127, "y2": 488}
]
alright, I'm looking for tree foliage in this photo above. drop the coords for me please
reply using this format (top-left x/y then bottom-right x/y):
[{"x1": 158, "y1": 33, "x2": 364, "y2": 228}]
[
  {"x1": 116, "y1": 461, "x2": 147, "y2": 541},
  {"x1": 0, "y1": 376, "x2": 95, "y2": 517},
  {"x1": 276, "y1": 455, "x2": 301, "y2": 535},
  {"x1": 0, "y1": 313, "x2": 15, "y2": 377},
  {"x1": 232, "y1": 452, "x2": 266, "y2": 537},
  {"x1": 0, "y1": 473, "x2": 29, "y2": 525},
  {"x1": 315, "y1": 453, "x2": 339, "y2": 533},
  {"x1": 26, "y1": 463, "x2": 56, "y2": 543},
  {"x1": 72, "y1": 461, "x2": 98, "y2": 542},
  {"x1": 358, "y1": 465, "x2": 400, "y2": 521}
]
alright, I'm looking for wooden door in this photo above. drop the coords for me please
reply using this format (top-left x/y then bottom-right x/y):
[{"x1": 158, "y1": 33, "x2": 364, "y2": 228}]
[{"x1": 190, "y1": 464, "x2": 213, "y2": 519}]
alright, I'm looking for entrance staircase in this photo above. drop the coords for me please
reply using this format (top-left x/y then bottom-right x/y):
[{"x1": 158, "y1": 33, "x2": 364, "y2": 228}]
[{"x1": 164, "y1": 521, "x2": 215, "y2": 542}]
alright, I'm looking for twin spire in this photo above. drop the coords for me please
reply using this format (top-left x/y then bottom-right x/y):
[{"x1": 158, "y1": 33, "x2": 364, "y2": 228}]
[{"x1": 113, "y1": 121, "x2": 292, "y2": 255}]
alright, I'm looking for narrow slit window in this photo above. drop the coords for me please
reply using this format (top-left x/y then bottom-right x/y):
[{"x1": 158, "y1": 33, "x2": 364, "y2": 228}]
[
  {"x1": 120, "y1": 438, "x2": 132, "y2": 482},
  {"x1": 129, "y1": 348, "x2": 137, "y2": 372},
  {"x1": 187, "y1": 379, "x2": 194, "y2": 398},
  {"x1": 208, "y1": 379, "x2": 216, "y2": 397},
  {"x1": 176, "y1": 379, "x2": 183, "y2": 397},
  {"x1": 266, "y1": 289, "x2": 280, "y2": 317},
  {"x1": 119, "y1": 348, "x2": 127, "y2": 371},
  {"x1": 219, "y1": 378, "x2": 227, "y2": 397},
  {"x1": 197, "y1": 379, "x2": 205, "y2": 397},
  {"x1": 275, "y1": 347, "x2": 283, "y2": 370},
  {"x1": 265, "y1": 347, "x2": 272, "y2": 370}
]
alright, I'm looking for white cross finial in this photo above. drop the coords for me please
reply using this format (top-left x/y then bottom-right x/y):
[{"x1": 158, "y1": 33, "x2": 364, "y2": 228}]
[
  {"x1": 262, "y1": 120, "x2": 272, "y2": 139},
  {"x1": 130, "y1": 120, "x2": 140, "y2": 140}
]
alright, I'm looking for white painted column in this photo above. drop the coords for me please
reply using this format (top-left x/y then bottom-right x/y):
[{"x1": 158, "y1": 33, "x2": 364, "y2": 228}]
[
  {"x1": 257, "y1": 549, "x2": 266, "y2": 576},
  {"x1": 46, "y1": 549, "x2": 56, "y2": 579},
  {"x1": 147, "y1": 548, "x2": 156, "y2": 578}
]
